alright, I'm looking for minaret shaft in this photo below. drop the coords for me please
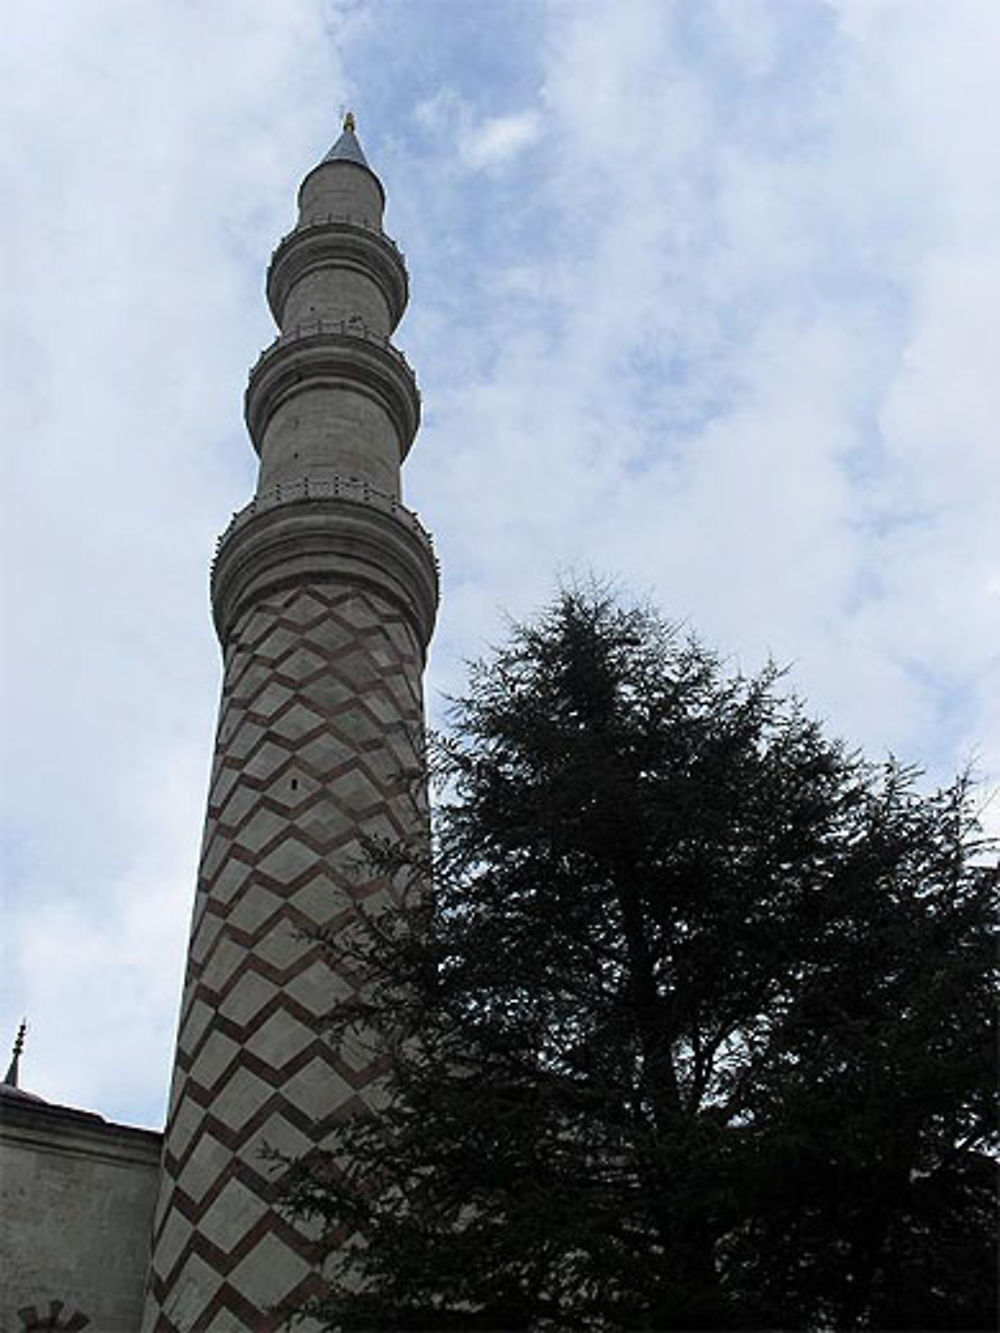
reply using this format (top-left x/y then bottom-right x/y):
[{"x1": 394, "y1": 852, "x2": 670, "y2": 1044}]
[
  {"x1": 256, "y1": 380, "x2": 403, "y2": 496},
  {"x1": 144, "y1": 120, "x2": 436, "y2": 1331}
]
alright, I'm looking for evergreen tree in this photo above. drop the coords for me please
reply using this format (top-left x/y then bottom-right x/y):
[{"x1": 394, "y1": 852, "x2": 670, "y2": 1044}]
[{"x1": 282, "y1": 590, "x2": 998, "y2": 1330}]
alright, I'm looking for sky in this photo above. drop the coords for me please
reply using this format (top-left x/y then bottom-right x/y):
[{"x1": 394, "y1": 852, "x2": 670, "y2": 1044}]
[{"x1": 1, "y1": 0, "x2": 998, "y2": 1130}]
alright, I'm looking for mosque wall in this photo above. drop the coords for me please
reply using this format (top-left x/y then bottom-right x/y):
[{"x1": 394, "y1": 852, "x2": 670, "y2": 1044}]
[{"x1": 0, "y1": 1095, "x2": 161, "y2": 1332}]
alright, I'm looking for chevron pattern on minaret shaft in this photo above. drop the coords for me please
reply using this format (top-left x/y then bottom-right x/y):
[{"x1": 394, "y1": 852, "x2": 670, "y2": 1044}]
[{"x1": 144, "y1": 583, "x2": 427, "y2": 1332}]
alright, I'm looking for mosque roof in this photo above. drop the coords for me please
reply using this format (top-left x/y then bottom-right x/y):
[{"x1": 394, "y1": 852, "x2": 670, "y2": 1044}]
[
  {"x1": 0, "y1": 1081, "x2": 48, "y2": 1106},
  {"x1": 0, "y1": 1019, "x2": 162, "y2": 1139}
]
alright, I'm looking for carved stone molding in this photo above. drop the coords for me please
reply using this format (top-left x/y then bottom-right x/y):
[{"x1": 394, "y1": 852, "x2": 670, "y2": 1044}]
[{"x1": 211, "y1": 494, "x2": 439, "y2": 651}]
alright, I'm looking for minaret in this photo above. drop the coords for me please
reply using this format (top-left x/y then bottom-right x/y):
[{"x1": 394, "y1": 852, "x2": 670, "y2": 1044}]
[{"x1": 143, "y1": 117, "x2": 437, "y2": 1331}]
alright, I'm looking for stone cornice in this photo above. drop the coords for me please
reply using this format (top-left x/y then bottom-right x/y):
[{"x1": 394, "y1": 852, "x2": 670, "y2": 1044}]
[
  {"x1": 0, "y1": 1094, "x2": 162, "y2": 1168},
  {"x1": 211, "y1": 484, "x2": 439, "y2": 650},
  {"x1": 267, "y1": 219, "x2": 409, "y2": 330},
  {"x1": 244, "y1": 323, "x2": 421, "y2": 461}
]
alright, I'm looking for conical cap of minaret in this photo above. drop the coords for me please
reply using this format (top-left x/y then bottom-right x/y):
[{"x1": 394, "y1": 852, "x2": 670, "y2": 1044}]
[{"x1": 297, "y1": 111, "x2": 385, "y2": 228}]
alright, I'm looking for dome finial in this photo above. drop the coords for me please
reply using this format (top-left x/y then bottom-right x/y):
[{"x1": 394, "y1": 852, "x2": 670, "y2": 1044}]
[
  {"x1": 4, "y1": 1019, "x2": 26, "y2": 1087},
  {"x1": 343, "y1": 109, "x2": 356, "y2": 133}
]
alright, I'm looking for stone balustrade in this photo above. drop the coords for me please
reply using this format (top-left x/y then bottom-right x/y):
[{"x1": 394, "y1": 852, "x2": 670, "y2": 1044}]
[{"x1": 214, "y1": 474, "x2": 436, "y2": 567}]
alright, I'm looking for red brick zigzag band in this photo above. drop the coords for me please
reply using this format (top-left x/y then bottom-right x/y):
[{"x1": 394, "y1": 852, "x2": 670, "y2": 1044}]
[{"x1": 145, "y1": 584, "x2": 427, "y2": 1331}]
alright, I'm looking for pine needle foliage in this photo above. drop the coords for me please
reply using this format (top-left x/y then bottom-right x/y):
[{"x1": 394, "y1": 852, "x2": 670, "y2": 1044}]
[{"x1": 281, "y1": 590, "x2": 998, "y2": 1331}]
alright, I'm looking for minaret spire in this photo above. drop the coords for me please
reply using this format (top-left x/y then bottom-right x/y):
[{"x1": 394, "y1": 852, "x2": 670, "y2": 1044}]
[
  {"x1": 317, "y1": 110, "x2": 376, "y2": 179},
  {"x1": 143, "y1": 124, "x2": 437, "y2": 1330},
  {"x1": 3, "y1": 1020, "x2": 26, "y2": 1088}
]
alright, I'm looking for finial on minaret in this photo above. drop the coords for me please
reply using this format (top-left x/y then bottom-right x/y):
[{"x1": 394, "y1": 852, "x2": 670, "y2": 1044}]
[
  {"x1": 317, "y1": 109, "x2": 374, "y2": 176},
  {"x1": 4, "y1": 1019, "x2": 26, "y2": 1087}
]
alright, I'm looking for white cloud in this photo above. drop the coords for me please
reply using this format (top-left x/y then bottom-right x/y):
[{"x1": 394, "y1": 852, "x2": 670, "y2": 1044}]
[
  {"x1": 460, "y1": 111, "x2": 542, "y2": 169},
  {"x1": 415, "y1": 92, "x2": 541, "y2": 172}
]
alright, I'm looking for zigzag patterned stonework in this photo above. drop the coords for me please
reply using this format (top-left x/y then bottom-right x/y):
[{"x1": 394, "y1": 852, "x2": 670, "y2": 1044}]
[{"x1": 146, "y1": 583, "x2": 427, "y2": 1330}]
